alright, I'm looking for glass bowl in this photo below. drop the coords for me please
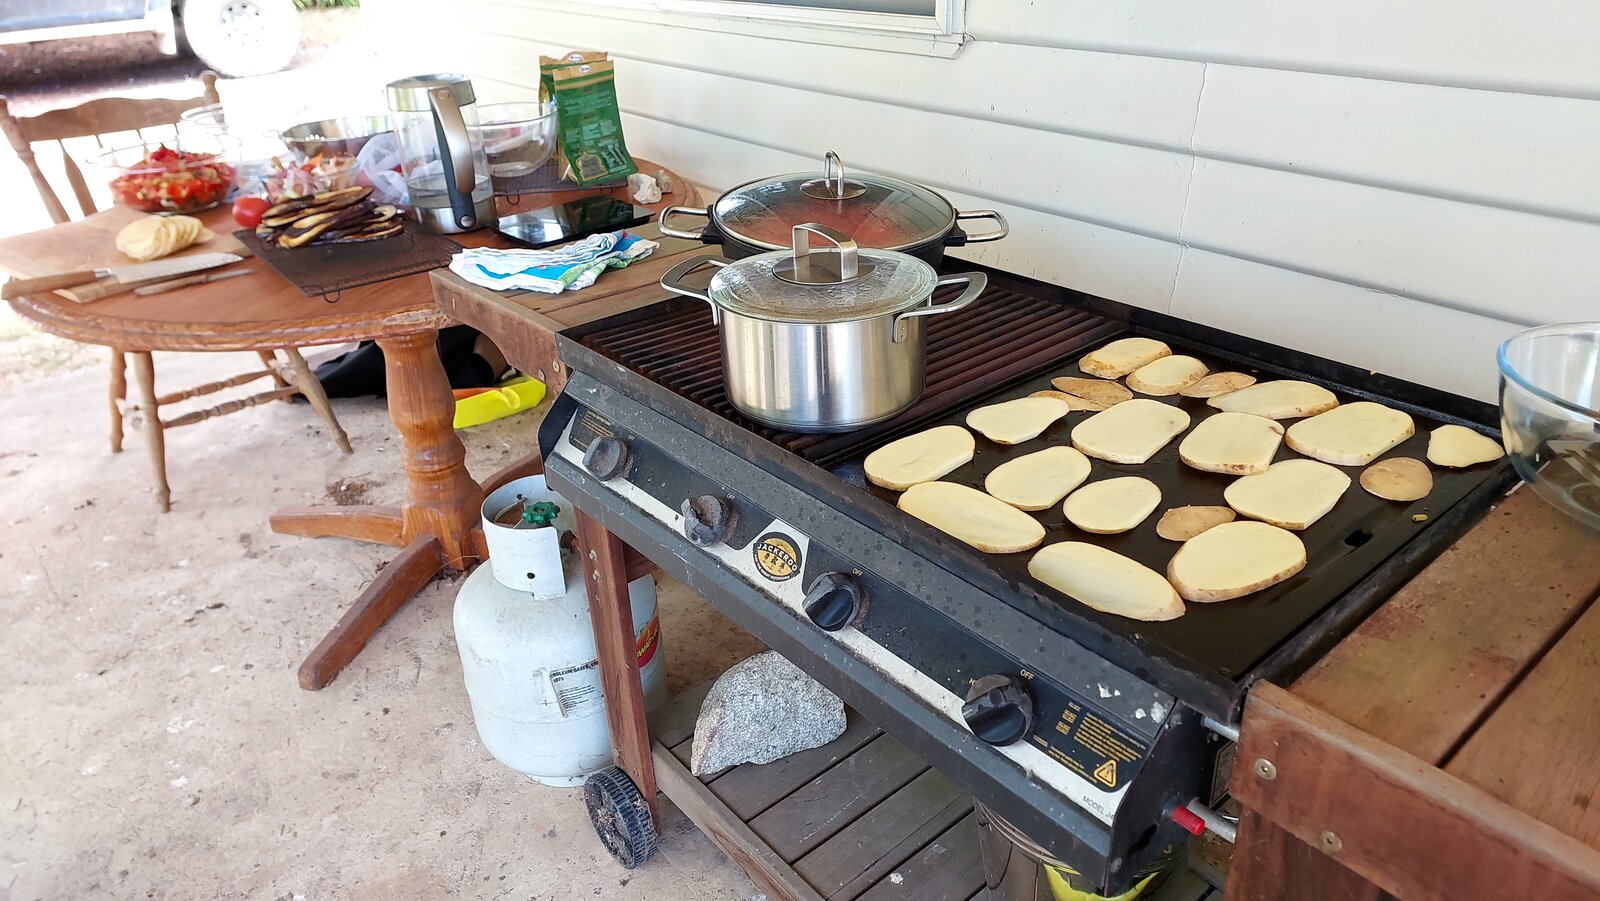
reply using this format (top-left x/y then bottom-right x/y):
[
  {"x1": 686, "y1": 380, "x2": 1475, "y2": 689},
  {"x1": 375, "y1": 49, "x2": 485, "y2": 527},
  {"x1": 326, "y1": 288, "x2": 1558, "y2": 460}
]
[
  {"x1": 1498, "y1": 322, "x2": 1600, "y2": 530},
  {"x1": 472, "y1": 102, "x2": 557, "y2": 178},
  {"x1": 90, "y1": 135, "x2": 239, "y2": 214}
]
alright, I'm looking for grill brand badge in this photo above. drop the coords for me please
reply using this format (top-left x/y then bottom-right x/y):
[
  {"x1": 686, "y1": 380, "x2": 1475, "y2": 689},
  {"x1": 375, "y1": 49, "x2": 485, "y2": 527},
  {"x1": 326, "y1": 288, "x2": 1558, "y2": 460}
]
[{"x1": 752, "y1": 532, "x2": 801, "y2": 582}]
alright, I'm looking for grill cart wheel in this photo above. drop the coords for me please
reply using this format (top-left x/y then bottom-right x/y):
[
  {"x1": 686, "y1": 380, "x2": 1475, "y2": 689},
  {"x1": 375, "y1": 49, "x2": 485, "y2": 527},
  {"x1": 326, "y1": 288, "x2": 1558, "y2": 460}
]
[{"x1": 584, "y1": 766, "x2": 657, "y2": 868}]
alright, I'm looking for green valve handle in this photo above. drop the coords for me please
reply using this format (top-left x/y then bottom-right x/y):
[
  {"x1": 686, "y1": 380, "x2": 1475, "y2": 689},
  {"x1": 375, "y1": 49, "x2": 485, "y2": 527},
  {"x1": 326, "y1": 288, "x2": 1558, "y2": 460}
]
[{"x1": 521, "y1": 501, "x2": 562, "y2": 527}]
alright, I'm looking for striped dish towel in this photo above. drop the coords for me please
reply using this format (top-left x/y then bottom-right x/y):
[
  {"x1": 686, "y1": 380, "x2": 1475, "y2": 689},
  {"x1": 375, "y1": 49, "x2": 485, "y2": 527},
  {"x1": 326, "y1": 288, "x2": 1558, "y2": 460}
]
[{"x1": 448, "y1": 230, "x2": 659, "y2": 294}]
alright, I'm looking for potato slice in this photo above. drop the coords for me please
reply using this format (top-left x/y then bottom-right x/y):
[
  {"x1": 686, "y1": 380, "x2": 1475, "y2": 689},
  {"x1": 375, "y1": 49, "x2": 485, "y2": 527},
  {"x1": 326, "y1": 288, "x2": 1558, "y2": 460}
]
[
  {"x1": 115, "y1": 217, "x2": 168, "y2": 261},
  {"x1": 1427, "y1": 424, "x2": 1506, "y2": 468},
  {"x1": 1156, "y1": 506, "x2": 1237, "y2": 541},
  {"x1": 1167, "y1": 521, "x2": 1307, "y2": 602},
  {"x1": 1049, "y1": 376, "x2": 1132, "y2": 407},
  {"x1": 966, "y1": 396, "x2": 1072, "y2": 445},
  {"x1": 1029, "y1": 543, "x2": 1185, "y2": 622},
  {"x1": 1071, "y1": 399, "x2": 1191, "y2": 464},
  {"x1": 985, "y1": 446, "x2": 1092, "y2": 511},
  {"x1": 1079, "y1": 337, "x2": 1172, "y2": 379},
  {"x1": 1180, "y1": 372, "x2": 1257, "y2": 399},
  {"x1": 1208, "y1": 380, "x2": 1339, "y2": 420},
  {"x1": 1127, "y1": 355, "x2": 1209, "y2": 396},
  {"x1": 898, "y1": 481, "x2": 1046, "y2": 553},
  {"x1": 1178, "y1": 411, "x2": 1285, "y2": 475},
  {"x1": 1063, "y1": 476, "x2": 1161, "y2": 534},
  {"x1": 1224, "y1": 458, "x2": 1351, "y2": 530},
  {"x1": 1285, "y1": 402, "x2": 1415, "y2": 466},
  {"x1": 1030, "y1": 390, "x2": 1106, "y2": 412},
  {"x1": 1360, "y1": 457, "x2": 1433, "y2": 502},
  {"x1": 864, "y1": 425, "x2": 975, "y2": 491}
]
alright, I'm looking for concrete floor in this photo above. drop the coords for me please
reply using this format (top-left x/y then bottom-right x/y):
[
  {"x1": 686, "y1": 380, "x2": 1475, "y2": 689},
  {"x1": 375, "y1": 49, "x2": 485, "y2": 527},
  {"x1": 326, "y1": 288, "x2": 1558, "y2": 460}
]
[{"x1": 0, "y1": 348, "x2": 766, "y2": 900}]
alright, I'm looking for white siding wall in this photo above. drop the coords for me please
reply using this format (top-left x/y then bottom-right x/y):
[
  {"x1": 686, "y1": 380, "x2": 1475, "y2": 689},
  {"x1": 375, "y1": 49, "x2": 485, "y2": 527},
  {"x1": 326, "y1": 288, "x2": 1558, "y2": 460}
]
[{"x1": 374, "y1": 0, "x2": 1600, "y2": 401}]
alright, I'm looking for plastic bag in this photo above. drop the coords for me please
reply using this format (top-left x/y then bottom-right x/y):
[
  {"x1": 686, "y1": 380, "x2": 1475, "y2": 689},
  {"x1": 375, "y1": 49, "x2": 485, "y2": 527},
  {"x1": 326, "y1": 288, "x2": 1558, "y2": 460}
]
[{"x1": 355, "y1": 132, "x2": 408, "y2": 206}]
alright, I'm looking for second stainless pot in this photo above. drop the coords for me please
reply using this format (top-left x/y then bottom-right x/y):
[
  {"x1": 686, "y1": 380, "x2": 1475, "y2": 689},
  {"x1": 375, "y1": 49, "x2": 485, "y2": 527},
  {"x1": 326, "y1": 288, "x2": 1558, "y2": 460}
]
[{"x1": 660, "y1": 224, "x2": 987, "y2": 433}]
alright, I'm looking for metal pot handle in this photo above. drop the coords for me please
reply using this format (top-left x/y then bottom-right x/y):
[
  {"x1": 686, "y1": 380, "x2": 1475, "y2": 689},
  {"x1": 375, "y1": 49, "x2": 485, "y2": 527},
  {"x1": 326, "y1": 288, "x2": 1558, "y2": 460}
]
[
  {"x1": 892, "y1": 272, "x2": 988, "y2": 342},
  {"x1": 823, "y1": 151, "x2": 846, "y2": 197},
  {"x1": 954, "y1": 209, "x2": 1009, "y2": 243},
  {"x1": 659, "y1": 255, "x2": 731, "y2": 324},
  {"x1": 792, "y1": 223, "x2": 859, "y2": 279},
  {"x1": 658, "y1": 206, "x2": 713, "y2": 241}
]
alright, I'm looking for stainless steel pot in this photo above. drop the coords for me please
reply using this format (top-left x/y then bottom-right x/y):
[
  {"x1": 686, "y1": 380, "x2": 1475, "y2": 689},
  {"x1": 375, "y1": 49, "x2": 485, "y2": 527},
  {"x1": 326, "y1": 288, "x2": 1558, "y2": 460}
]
[{"x1": 659, "y1": 223, "x2": 987, "y2": 433}]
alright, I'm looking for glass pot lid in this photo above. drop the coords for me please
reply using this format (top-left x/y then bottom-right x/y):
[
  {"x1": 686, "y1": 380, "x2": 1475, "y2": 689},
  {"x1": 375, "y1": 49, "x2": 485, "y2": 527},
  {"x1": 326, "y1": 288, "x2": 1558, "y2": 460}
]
[
  {"x1": 711, "y1": 152, "x2": 956, "y2": 252},
  {"x1": 708, "y1": 224, "x2": 938, "y2": 324}
]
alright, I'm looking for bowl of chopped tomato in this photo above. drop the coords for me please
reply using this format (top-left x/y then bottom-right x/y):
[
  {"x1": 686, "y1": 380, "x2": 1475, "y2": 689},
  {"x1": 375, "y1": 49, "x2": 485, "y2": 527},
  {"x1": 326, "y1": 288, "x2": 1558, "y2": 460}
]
[{"x1": 92, "y1": 137, "x2": 239, "y2": 214}]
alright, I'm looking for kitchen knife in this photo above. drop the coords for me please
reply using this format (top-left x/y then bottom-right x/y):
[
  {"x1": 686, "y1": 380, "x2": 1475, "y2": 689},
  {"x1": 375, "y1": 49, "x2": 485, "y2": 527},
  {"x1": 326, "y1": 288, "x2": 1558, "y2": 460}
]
[
  {"x1": 1, "y1": 252, "x2": 244, "y2": 300},
  {"x1": 132, "y1": 268, "x2": 254, "y2": 296}
]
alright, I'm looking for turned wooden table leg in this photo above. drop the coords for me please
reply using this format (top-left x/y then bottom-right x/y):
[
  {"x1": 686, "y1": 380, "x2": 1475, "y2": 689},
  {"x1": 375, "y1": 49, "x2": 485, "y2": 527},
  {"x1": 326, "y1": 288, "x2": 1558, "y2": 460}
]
[
  {"x1": 128, "y1": 351, "x2": 170, "y2": 512},
  {"x1": 378, "y1": 330, "x2": 484, "y2": 568},
  {"x1": 108, "y1": 348, "x2": 126, "y2": 454}
]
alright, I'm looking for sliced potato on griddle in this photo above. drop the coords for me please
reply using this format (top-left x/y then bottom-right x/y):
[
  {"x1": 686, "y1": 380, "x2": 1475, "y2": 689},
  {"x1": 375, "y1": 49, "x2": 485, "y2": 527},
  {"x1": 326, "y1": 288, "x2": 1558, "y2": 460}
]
[
  {"x1": 966, "y1": 396, "x2": 1071, "y2": 445},
  {"x1": 1181, "y1": 372, "x2": 1257, "y2": 399},
  {"x1": 864, "y1": 425, "x2": 974, "y2": 491},
  {"x1": 1285, "y1": 402, "x2": 1415, "y2": 466},
  {"x1": 1029, "y1": 542, "x2": 1185, "y2": 622},
  {"x1": 1030, "y1": 390, "x2": 1106, "y2": 412},
  {"x1": 898, "y1": 481, "x2": 1046, "y2": 554},
  {"x1": 1208, "y1": 380, "x2": 1339, "y2": 420},
  {"x1": 1071, "y1": 399, "x2": 1191, "y2": 464},
  {"x1": 1079, "y1": 337, "x2": 1172, "y2": 379},
  {"x1": 984, "y1": 446, "x2": 1092, "y2": 511},
  {"x1": 1156, "y1": 506, "x2": 1237, "y2": 542},
  {"x1": 1224, "y1": 458, "x2": 1351, "y2": 530},
  {"x1": 1127, "y1": 355, "x2": 1209, "y2": 396},
  {"x1": 1049, "y1": 376, "x2": 1132, "y2": 407},
  {"x1": 1179, "y1": 411, "x2": 1285, "y2": 475},
  {"x1": 1427, "y1": 424, "x2": 1506, "y2": 468},
  {"x1": 1360, "y1": 457, "x2": 1433, "y2": 502},
  {"x1": 1062, "y1": 476, "x2": 1161, "y2": 534},
  {"x1": 1168, "y1": 521, "x2": 1307, "y2": 602}
]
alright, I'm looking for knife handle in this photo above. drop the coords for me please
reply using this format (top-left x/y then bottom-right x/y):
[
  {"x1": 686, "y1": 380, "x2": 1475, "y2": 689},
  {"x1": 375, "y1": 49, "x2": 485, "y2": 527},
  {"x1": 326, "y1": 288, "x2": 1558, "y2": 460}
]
[{"x1": 2, "y1": 271, "x2": 98, "y2": 300}]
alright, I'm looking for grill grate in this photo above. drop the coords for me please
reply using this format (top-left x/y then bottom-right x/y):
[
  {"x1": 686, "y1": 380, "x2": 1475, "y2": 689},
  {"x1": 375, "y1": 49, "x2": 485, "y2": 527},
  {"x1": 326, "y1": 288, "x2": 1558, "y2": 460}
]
[{"x1": 580, "y1": 285, "x2": 1125, "y2": 465}]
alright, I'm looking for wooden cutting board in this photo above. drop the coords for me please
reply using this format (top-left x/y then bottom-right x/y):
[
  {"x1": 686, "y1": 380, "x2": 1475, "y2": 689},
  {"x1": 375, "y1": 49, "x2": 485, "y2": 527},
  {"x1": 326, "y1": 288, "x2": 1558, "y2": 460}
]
[{"x1": 0, "y1": 206, "x2": 249, "y2": 302}]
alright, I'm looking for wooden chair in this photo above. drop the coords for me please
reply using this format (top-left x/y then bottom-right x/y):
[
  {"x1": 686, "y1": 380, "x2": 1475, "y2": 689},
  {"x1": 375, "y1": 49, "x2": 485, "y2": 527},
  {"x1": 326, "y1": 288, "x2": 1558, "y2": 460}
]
[{"x1": 0, "y1": 72, "x2": 352, "y2": 512}]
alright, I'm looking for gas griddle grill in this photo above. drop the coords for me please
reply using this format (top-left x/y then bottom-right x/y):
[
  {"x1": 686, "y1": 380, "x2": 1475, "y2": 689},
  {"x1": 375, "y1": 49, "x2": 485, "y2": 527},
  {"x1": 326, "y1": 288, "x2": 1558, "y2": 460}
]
[{"x1": 537, "y1": 265, "x2": 1513, "y2": 895}]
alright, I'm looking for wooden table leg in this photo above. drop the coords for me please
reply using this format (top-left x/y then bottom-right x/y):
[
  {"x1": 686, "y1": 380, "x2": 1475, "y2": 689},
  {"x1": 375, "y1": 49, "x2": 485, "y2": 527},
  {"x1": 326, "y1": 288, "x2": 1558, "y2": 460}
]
[
  {"x1": 269, "y1": 505, "x2": 405, "y2": 546},
  {"x1": 282, "y1": 346, "x2": 352, "y2": 454},
  {"x1": 577, "y1": 509, "x2": 659, "y2": 827},
  {"x1": 129, "y1": 351, "x2": 170, "y2": 513},
  {"x1": 298, "y1": 536, "x2": 444, "y2": 691}
]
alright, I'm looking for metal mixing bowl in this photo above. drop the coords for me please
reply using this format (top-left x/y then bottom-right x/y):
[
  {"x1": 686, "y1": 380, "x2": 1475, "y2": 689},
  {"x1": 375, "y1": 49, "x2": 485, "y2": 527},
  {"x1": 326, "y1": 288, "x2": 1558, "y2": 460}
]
[
  {"x1": 1498, "y1": 322, "x2": 1600, "y2": 530},
  {"x1": 279, "y1": 115, "x2": 392, "y2": 161}
]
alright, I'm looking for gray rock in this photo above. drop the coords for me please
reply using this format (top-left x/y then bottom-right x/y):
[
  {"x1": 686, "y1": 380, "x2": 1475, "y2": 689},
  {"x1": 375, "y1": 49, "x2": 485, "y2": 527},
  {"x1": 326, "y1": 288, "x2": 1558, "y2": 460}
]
[{"x1": 690, "y1": 651, "x2": 846, "y2": 776}]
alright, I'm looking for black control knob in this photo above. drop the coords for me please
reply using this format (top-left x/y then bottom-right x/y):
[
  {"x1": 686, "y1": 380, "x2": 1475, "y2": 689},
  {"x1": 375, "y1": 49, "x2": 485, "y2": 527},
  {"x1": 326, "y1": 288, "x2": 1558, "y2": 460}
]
[
  {"x1": 961, "y1": 674, "x2": 1034, "y2": 746},
  {"x1": 582, "y1": 436, "x2": 631, "y2": 481},
  {"x1": 681, "y1": 495, "x2": 734, "y2": 547},
  {"x1": 803, "y1": 572, "x2": 864, "y2": 632}
]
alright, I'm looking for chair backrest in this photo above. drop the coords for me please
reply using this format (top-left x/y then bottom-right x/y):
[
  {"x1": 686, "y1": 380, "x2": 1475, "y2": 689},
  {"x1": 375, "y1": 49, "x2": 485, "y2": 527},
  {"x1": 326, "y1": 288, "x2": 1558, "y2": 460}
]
[{"x1": 0, "y1": 71, "x2": 222, "y2": 225}]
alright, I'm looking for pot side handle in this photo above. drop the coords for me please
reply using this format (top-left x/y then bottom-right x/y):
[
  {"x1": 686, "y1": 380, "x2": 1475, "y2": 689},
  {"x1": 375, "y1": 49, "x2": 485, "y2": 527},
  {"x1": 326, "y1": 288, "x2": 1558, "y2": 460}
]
[
  {"x1": 952, "y1": 209, "x2": 1009, "y2": 244},
  {"x1": 659, "y1": 255, "x2": 732, "y2": 324},
  {"x1": 659, "y1": 206, "x2": 714, "y2": 241},
  {"x1": 893, "y1": 272, "x2": 988, "y2": 342}
]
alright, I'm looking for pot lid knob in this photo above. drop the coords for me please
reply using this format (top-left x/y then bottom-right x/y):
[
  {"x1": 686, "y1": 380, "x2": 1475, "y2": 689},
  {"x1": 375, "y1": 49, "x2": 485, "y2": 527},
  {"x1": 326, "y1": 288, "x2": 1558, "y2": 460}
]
[
  {"x1": 800, "y1": 150, "x2": 868, "y2": 201},
  {"x1": 773, "y1": 223, "x2": 875, "y2": 286}
]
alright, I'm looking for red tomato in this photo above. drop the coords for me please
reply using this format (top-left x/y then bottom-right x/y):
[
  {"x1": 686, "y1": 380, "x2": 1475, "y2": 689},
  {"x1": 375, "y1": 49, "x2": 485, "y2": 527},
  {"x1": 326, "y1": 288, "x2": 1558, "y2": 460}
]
[{"x1": 232, "y1": 196, "x2": 270, "y2": 228}]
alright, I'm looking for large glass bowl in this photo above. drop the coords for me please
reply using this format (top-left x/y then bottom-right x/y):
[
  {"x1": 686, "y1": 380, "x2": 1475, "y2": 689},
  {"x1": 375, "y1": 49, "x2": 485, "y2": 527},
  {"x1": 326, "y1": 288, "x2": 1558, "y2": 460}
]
[
  {"x1": 1498, "y1": 322, "x2": 1600, "y2": 530},
  {"x1": 90, "y1": 135, "x2": 239, "y2": 214},
  {"x1": 472, "y1": 102, "x2": 557, "y2": 178}
]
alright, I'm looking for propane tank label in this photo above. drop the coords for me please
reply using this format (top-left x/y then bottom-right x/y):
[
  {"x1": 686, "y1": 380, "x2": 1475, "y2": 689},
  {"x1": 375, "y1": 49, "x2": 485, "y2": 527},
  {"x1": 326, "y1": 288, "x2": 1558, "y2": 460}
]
[
  {"x1": 636, "y1": 615, "x2": 662, "y2": 669},
  {"x1": 549, "y1": 660, "x2": 605, "y2": 719}
]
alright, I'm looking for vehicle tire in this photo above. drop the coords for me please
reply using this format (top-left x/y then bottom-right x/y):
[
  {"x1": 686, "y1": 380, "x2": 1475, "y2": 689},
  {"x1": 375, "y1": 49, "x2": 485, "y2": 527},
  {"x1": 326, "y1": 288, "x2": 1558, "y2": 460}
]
[{"x1": 178, "y1": 0, "x2": 301, "y2": 78}]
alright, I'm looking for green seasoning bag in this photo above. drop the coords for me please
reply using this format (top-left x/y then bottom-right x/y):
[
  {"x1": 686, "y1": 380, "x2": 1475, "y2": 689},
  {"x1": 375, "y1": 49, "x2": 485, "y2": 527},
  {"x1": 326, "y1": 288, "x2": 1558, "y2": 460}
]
[
  {"x1": 539, "y1": 51, "x2": 606, "y2": 103},
  {"x1": 552, "y1": 60, "x2": 638, "y2": 187}
]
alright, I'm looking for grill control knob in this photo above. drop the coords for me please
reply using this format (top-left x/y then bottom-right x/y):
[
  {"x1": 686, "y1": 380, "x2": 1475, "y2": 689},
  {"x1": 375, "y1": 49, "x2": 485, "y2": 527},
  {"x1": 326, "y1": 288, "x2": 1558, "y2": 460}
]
[
  {"x1": 803, "y1": 572, "x2": 863, "y2": 632},
  {"x1": 681, "y1": 495, "x2": 734, "y2": 547},
  {"x1": 962, "y1": 674, "x2": 1034, "y2": 746},
  {"x1": 582, "y1": 436, "x2": 631, "y2": 481}
]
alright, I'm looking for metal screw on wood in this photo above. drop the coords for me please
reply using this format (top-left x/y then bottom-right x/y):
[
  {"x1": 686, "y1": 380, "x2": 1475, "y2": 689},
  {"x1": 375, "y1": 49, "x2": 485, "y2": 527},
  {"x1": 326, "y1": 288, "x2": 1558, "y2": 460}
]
[
  {"x1": 1253, "y1": 758, "x2": 1278, "y2": 780},
  {"x1": 1321, "y1": 830, "x2": 1343, "y2": 853}
]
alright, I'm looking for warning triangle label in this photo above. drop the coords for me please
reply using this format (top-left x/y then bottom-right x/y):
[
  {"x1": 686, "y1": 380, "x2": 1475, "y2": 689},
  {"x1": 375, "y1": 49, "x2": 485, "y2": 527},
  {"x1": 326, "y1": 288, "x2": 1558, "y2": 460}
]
[{"x1": 1093, "y1": 759, "x2": 1117, "y2": 787}]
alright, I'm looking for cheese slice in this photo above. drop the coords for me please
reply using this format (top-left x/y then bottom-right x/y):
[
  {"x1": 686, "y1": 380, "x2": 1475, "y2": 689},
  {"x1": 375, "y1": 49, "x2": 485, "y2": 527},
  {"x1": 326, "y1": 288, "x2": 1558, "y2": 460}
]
[
  {"x1": 1360, "y1": 457, "x2": 1433, "y2": 502},
  {"x1": 1029, "y1": 543, "x2": 1185, "y2": 621},
  {"x1": 966, "y1": 396, "x2": 1072, "y2": 445},
  {"x1": 898, "y1": 481, "x2": 1046, "y2": 553},
  {"x1": 1049, "y1": 376, "x2": 1133, "y2": 407},
  {"x1": 1071, "y1": 399, "x2": 1191, "y2": 464},
  {"x1": 1126, "y1": 355, "x2": 1209, "y2": 396},
  {"x1": 1427, "y1": 424, "x2": 1506, "y2": 468},
  {"x1": 1179, "y1": 372, "x2": 1257, "y2": 399},
  {"x1": 864, "y1": 425, "x2": 975, "y2": 491},
  {"x1": 1224, "y1": 458, "x2": 1351, "y2": 530},
  {"x1": 1285, "y1": 401, "x2": 1415, "y2": 466},
  {"x1": 1178, "y1": 411, "x2": 1285, "y2": 475},
  {"x1": 1208, "y1": 380, "x2": 1339, "y2": 420},
  {"x1": 1079, "y1": 337, "x2": 1172, "y2": 379},
  {"x1": 985, "y1": 446, "x2": 1093, "y2": 511},
  {"x1": 1167, "y1": 521, "x2": 1307, "y2": 602},
  {"x1": 1062, "y1": 476, "x2": 1161, "y2": 534}
]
